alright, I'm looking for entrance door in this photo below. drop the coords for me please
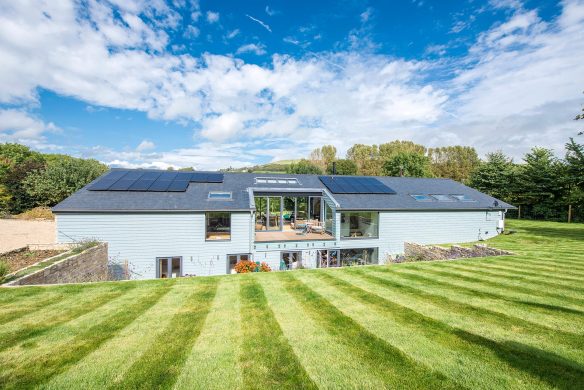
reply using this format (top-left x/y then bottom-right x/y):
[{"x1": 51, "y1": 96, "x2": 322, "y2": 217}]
[
  {"x1": 157, "y1": 257, "x2": 182, "y2": 278},
  {"x1": 317, "y1": 250, "x2": 338, "y2": 268},
  {"x1": 281, "y1": 251, "x2": 302, "y2": 270}
]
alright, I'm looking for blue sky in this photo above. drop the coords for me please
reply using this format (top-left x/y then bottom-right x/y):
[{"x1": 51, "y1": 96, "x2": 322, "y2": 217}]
[{"x1": 0, "y1": 0, "x2": 582, "y2": 170}]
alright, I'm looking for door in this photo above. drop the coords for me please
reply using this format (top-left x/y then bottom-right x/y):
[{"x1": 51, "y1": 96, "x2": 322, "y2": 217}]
[
  {"x1": 281, "y1": 251, "x2": 302, "y2": 270},
  {"x1": 317, "y1": 249, "x2": 339, "y2": 268},
  {"x1": 157, "y1": 257, "x2": 182, "y2": 278}
]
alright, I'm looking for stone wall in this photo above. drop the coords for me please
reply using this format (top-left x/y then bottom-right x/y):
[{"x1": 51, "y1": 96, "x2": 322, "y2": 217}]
[
  {"x1": 403, "y1": 242, "x2": 512, "y2": 262},
  {"x1": 6, "y1": 243, "x2": 108, "y2": 286}
]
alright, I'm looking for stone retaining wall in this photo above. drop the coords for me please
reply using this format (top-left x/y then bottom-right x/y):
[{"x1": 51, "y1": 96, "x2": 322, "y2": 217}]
[
  {"x1": 403, "y1": 242, "x2": 512, "y2": 261},
  {"x1": 6, "y1": 243, "x2": 108, "y2": 286}
]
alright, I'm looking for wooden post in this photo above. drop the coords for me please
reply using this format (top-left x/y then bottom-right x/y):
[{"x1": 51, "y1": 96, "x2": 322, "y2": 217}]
[
  {"x1": 568, "y1": 204, "x2": 572, "y2": 223},
  {"x1": 518, "y1": 205, "x2": 521, "y2": 219}
]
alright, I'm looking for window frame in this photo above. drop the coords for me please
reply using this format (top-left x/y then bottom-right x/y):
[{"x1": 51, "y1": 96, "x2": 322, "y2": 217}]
[
  {"x1": 430, "y1": 194, "x2": 454, "y2": 202},
  {"x1": 451, "y1": 194, "x2": 477, "y2": 202},
  {"x1": 205, "y1": 212, "x2": 232, "y2": 241},
  {"x1": 208, "y1": 191, "x2": 233, "y2": 200},
  {"x1": 227, "y1": 253, "x2": 251, "y2": 273},
  {"x1": 340, "y1": 211, "x2": 379, "y2": 240},
  {"x1": 411, "y1": 194, "x2": 433, "y2": 202}
]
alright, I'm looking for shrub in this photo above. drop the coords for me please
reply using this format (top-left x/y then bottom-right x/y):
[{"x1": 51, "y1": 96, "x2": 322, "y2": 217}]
[
  {"x1": 0, "y1": 260, "x2": 9, "y2": 284},
  {"x1": 234, "y1": 260, "x2": 257, "y2": 273},
  {"x1": 14, "y1": 206, "x2": 54, "y2": 220},
  {"x1": 259, "y1": 262, "x2": 271, "y2": 272}
]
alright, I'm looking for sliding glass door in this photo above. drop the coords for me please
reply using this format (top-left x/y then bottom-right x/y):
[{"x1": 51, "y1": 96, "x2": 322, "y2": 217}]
[{"x1": 268, "y1": 196, "x2": 281, "y2": 231}]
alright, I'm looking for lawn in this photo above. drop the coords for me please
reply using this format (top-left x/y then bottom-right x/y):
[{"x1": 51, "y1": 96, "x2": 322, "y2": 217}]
[{"x1": 0, "y1": 219, "x2": 583, "y2": 389}]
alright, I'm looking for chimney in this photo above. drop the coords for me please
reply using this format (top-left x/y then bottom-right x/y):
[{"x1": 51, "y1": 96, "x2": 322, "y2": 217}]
[{"x1": 332, "y1": 161, "x2": 337, "y2": 175}]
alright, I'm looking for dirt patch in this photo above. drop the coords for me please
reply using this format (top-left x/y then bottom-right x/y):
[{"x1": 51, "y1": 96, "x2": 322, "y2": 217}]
[
  {"x1": 0, "y1": 219, "x2": 56, "y2": 253},
  {"x1": 0, "y1": 248, "x2": 66, "y2": 273}
]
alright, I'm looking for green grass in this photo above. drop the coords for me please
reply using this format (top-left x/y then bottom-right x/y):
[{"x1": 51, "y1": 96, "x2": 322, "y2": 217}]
[{"x1": 0, "y1": 220, "x2": 583, "y2": 389}]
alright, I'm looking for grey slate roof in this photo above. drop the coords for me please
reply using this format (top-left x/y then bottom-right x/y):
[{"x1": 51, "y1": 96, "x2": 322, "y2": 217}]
[{"x1": 52, "y1": 169, "x2": 515, "y2": 213}]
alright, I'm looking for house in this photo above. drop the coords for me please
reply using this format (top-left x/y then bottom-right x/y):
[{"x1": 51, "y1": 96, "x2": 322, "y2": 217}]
[{"x1": 52, "y1": 169, "x2": 514, "y2": 279}]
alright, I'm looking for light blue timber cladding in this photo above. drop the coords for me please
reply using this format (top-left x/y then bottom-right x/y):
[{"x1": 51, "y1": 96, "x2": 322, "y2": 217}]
[{"x1": 56, "y1": 212, "x2": 252, "y2": 279}]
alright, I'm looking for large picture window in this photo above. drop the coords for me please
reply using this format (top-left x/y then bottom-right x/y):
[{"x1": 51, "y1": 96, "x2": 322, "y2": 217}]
[
  {"x1": 340, "y1": 211, "x2": 379, "y2": 239},
  {"x1": 206, "y1": 212, "x2": 231, "y2": 240},
  {"x1": 340, "y1": 248, "x2": 378, "y2": 266}
]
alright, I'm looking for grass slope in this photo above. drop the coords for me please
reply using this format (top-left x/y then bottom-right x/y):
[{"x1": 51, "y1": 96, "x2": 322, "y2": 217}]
[{"x1": 0, "y1": 220, "x2": 583, "y2": 389}]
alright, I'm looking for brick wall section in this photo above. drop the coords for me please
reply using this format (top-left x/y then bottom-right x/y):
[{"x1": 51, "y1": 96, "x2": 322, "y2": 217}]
[
  {"x1": 8, "y1": 243, "x2": 108, "y2": 286},
  {"x1": 403, "y1": 242, "x2": 512, "y2": 261}
]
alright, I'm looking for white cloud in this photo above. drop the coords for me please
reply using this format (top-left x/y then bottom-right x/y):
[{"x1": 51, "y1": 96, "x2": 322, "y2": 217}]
[
  {"x1": 0, "y1": 0, "x2": 582, "y2": 168},
  {"x1": 0, "y1": 109, "x2": 60, "y2": 147},
  {"x1": 184, "y1": 25, "x2": 200, "y2": 38},
  {"x1": 226, "y1": 29, "x2": 240, "y2": 39},
  {"x1": 246, "y1": 14, "x2": 272, "y2": 32},
  {"x1": 236, "y1": 43, "x2": 267, "y2": 55},
  {"x1": 265, "y1": 6, "x2": 279, "y2": 16},
  {"x1": 206, "y1": 11, "x2": 219, "y2": 23},
  {"x1": 136, "y1": 139, "x2": 155, "y2": 151}
]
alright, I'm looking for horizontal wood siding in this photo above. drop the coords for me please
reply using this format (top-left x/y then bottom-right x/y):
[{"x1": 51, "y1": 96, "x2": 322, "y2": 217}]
[{"x1": 56, "y1": 212, "x2": 252, "y2": 279}]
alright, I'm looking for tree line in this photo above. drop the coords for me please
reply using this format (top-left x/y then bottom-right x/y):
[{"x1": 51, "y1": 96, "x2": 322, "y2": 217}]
[
  {"x1": 0, "y1": 144, "x2": 107, "y2": 215},
  {"x1": 287, "y1": 138, "x2": 584, "y2": 222}
]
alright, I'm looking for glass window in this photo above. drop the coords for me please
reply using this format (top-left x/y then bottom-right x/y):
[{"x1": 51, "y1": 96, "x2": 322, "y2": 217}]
[
  {"x1": 340, "y1": 248, "x2": 378, "y2": 266},
  {"x1": 208, "y1": 191, "x2": 232, "y2": 200},
  {"x1": 411, "y1": 194, "x2": 433, "y2": 202},
  {"x1": 452, "y1": 194, "x2": 476, "y2": 202},
  {"x1": 324, "y1": 202, "x2": 333, "y2": 232},
  {"x1": 206, "y1": 212, "x2": 231, "y2": 240},
  {"x1": 268, "y1": 196, "x2": 281, "y2": 231},
  {"x1": 430, "y1": 194, "x2": 453, "y2": 202},
  {"x1": 157, "y1": 257, "x2": 182, "y2": 278},
  {"x1": 227, "y1": 254, "x2": 250, "y2": 274},
  {"x1": 340, "y1": 211, "x2": 379, "y2": 239},
  {"x1": 255, "y1": 177, "x2": 298, "y2": 185}
]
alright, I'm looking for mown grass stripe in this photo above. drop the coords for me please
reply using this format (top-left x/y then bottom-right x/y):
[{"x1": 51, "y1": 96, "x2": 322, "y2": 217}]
[
  {"x1": 313, "y1": 271, "x2": 584, "y2": 390},
  {"x1": 0, "y1": 283, "x2": 137, "y2": 352},
  {"x1": 258, "y1": 274, "x2": 388, "y2": 389},
  {"x1": 110, "y1": 278, "x2": 218, "y2": 390},
  {"x1": 392, "y1": 266, "x2": 584, "y2": 318},
  {"x1": 426, "y1": 264, "x2": 584, "y2": 302},
  {"x1": 469, "y1": 257, "x2": 584, "y2": 274},
  {"x1": 0, "y1": 293, "x2": 73, "y2": 326},
  {"x1": 278, "y1": 272, "x2": 460, "y2": 389},
  {"x1": 455, "y1": 261, "x2": 584, "y2": 284},
  {"x1": 437, "y1": 262, "x2": 584, "y2": 295},
  {"x1": 356, "y1": 268, "x2": 584, "y2": 349},
  {"x1": 0, "y1": 282, "x2": 173, "y2": 389},
  {"x1": 173, "y1": 278, "x2": 243, "y2": 390},
  {"x1": 239, "y1": 276, "x2": 317, "y2": 390}
]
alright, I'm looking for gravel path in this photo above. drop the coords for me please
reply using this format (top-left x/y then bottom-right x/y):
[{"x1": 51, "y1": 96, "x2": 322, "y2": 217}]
[{"x1": 0, "y1": 219, "x2": 56, "y2": 253}]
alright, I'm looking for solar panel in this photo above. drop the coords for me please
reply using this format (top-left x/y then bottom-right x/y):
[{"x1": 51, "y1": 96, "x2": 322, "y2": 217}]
[
  {"x1": 319, "y1": 176, "x2": 396, "y2": 194},
  {"x1": 167, "y1": 180, "x2": 189, "y2": 191},
  {"x1": 88, "y1": 170, "x2": 223, "y2": 192}
]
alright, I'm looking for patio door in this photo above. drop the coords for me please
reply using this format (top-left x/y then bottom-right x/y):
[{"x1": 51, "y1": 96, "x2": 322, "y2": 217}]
[
  {"x1": 317, "y1": 249, "x2": 338, "y2": 268},
  {"x1": 281, "y1": 251, "x2": 302, "y2": 270},
  {"x1": 157, "y1": 257, "x2": 182, "y2": 278}
]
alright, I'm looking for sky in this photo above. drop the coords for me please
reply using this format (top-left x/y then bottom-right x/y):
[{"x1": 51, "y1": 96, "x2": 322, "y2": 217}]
[{"x1": 0, "y1": 0, "x2": 583, "y2": 170}]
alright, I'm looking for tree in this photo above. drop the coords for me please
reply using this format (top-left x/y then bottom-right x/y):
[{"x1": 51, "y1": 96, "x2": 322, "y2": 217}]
[
  {"x1": 346, "y1": 144, "x2": 382, "y2": 175},
  {"x1": 310, "y1": 145, "x2": 337, "y2": 170},
  {"x1": 23, "y1": 155, "x2": 107, "y2": 207},
  {"x1": 468, "y1": 151, "x2": 516, "y2": 202},
  {"x1": 428, "y1": 146, "x2": 480, "y2": 183},
  {"x1": 0, "y1": 144, "x2": 45, "y2": 213},
  {"x1": 286, "y1": 159, "x2": 323, "y2": 174},
  {"x1": 326, "y1": 159, "x2": 358, "y2": 175},
  {"x1": 378, "y1": 140, "x2": 426, "y2": 160},
  {"x1": 566, "y1": 138, "x2": 584, "y2": 190},
  {"x1": 382, "y1": 152, "x2": 433, "y2": 177}
]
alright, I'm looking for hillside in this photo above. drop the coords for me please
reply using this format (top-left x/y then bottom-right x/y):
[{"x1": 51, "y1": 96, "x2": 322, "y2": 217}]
[{"x1": 0, "y1": 220, "x2": 583, "y2": 388}]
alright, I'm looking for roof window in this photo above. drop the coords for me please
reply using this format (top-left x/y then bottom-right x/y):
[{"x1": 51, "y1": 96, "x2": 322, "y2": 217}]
[
  {"x1": 431, "y1": 194, "x2": 454, "y2": 202},
  {"x1": 411, "y1": 194, "x2": 433, "y2": 202},
  {"x1": 255, "y1": 177, "x2": 299, "y2": 185},
  {"x1": 451, "y1": 194, "x2": 476, "y2": 202},
  {"x1": 208, "y1": 191, "x2": 232, "y2": 200}
]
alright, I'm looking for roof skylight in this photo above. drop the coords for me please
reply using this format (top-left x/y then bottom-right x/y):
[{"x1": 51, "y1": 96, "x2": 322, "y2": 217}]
[
  {"x1": 208, "y1": 191, "x2": 232, "y2": 200},
  {"x1": 255, "y1": 177, "x2": 299, "y2": 185},
  {"x1": 431, "y1": 194, "x2": 454, "y2": 202},
  {"x1": 451, "y1": 194, "x2": 476, "y2": 202},
  {"x1": 411, "y1": 194, "x2": 433, "y2": 202}
]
